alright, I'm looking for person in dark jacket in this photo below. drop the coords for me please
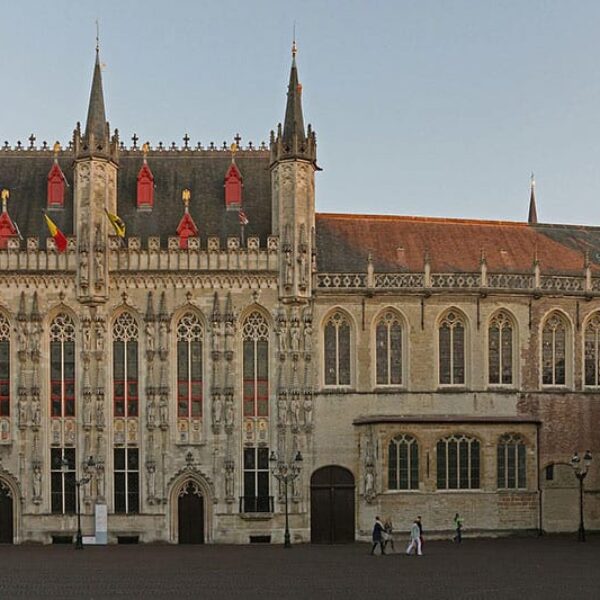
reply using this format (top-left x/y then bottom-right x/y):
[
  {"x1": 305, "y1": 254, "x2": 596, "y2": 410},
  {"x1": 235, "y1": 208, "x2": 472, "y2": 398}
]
[{"x1": 370, "y1": 516, "x2": 386, "y2": 555}]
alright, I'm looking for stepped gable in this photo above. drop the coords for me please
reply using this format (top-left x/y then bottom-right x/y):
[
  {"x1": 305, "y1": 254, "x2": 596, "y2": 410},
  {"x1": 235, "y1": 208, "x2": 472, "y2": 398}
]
[
  {"x1": 316, "y1": 213, "x2": 600, "y2": 275},
  {"x1": 0, "y1": 145, "x2": 272, "y2": 247}
]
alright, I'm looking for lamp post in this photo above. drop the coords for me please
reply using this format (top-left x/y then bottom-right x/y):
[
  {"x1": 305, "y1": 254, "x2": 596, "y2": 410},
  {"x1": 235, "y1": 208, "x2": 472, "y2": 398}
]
[
  {"x1": 269, "y1": 450, "x2": 303, "y2": 548},
  {"x1": 570, "y1": 450, "x2": 593, "y2": 542},
  {"x1": 63, "y1": 456, "x2": 95, "y2": 550}
]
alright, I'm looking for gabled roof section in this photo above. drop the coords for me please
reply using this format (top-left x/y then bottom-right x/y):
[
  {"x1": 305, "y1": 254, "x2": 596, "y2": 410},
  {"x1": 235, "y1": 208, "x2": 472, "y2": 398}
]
[{"x1": 316, "y1": 213, "x2": 600, "y2": 275}]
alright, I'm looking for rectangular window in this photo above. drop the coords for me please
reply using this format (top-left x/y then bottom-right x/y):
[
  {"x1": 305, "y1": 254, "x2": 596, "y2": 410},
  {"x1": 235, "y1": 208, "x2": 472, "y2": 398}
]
[
  {"x1": 243, "y1": 447, "x2": 270, "y2": 512},
  {"x1": 50, "y1": 447, "x2": 76, "y2": 514},
  {"x1": 114, "y1": 448, "x2": 139, "y2": 514}
]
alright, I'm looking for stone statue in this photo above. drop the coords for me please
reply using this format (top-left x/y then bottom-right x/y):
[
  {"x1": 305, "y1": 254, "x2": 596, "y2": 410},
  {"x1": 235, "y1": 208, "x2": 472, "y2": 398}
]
[
  {"x1": 277, "y1": 321, "x2": 288, "y2": 353},
  {"x1": 82, "y1": 320, "x2": 91, "y2": 353},
  {"x1": 83, "y1": 395, "x2": 93, "y2": 426},
  {"x1": 159, "y1": 395, "x2": 168, "y2": 426},
  {"x1": 29, "y1": 322, "x2": 41, "y2": 356},
  {"x1": 17, "y1": 323, "x2": 27, "y2": 354},
  {"x1": 146, "y1": 398, "x2": 156, "y2": 428},
  {"x1": 79, "y1": 252, "x2": 89, "y2": 286},
  {"x1": 284, "y1": 247, "x2": 293, "y2": 285},
  {"x1": 290, "y1": 321, "x2": 300, "y2": 353},
  {"x1": 303, "y1": 394, "x2": 313, "y2": 429},
  {"x1": 277, "y1": 394, "x2": 287, "y2": 427},
  {"x1": 31, "y1": 396, "x2": 41, "y2": 428},
  {"x1": 95, "y1": 319, "x2": 105, "y2": 353},
  {"x1": 96, "y1": 395, "x2": 105, "y2": 428},
  {"x1": 146, "y1": 461, "x2": 156, "y2": 499},
  {"x1": 18, "y1": 398, "x2": 28, "y2": 427},
  {"x1": 225, "y1": 462, "x2": 234, "y2": 499},
  {"x1": 32, "y1": 465, "x2": 42, "y2": 500},
  {"x1": 290, "y1": 393, "x2": 300, "y2": 429},
  {"x1": 298, "y1": 248, "x2": 307, "y2": 286},
  {"x1": 145, "y1": 322, "x2": 155, "y2": 352},
  {"x1": 96, "y1": 463, "x2": 105, "y2": 500},
  {"x1": 212, "y1": 394, "x2": 223, "y2": 427},
  {"x1": 364, "y1": 469, "x2": 375, "y2": 498},
  {"x1": 94, "y1": 251, "x2": 104, "y2": 284},
  {"x1": 224, "y1": 399, "x2": 234, "y2": 429},
  {"x1": 303, "y1": 322, "x2": 312, "y2": 353}
]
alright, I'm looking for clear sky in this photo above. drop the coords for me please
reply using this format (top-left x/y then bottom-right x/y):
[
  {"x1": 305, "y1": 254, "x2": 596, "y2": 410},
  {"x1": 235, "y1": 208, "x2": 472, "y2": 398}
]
[{"x1": 2, "y1": 0, "x2": 600, "y2": 225}]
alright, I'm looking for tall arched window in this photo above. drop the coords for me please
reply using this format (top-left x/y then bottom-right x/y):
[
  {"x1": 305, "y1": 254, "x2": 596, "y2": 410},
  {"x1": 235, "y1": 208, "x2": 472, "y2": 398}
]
[
  {"x1": 439, "y1": 311, "x2": 465, "y2": 385},
  {"x1": 113, "y1": 313, "x2": 139, "y2": 417},
  {"x1": 324, "y1": 311, "x2": 351, "y2": 386},
  {"x1": 0, "y1": 314, "x2": 9, "y2": 417},
  {"x1": 177, "y1": 313, "x2": 203, "y2": 419},
  {"x1": 436, "y1": 434, "x2": 480, "y2": 489},
  {"x1": 488, "y1": 311, "x2": 514, "y2": 385},
  {"x1": 497, "y1": 433, "x2": 526, "y2": 489},
  {"x1": 376, "y1": 311, "x2": 403, "y2": 386},
  {"x1": 388, "y1": 434, "x2": 418, "y2": 490},
  {"x1": 242, "y1": 312, "x2": 269, "y2": 418},
  {"x1": 50, "y1": 313, "x2": 76, "y2": 417},
  {"x1": 584, "y1": 313, "x2": 600, "y2": 386},
  {"x1": 542, "y1": 313, "x2": 568, "y2": 386}
]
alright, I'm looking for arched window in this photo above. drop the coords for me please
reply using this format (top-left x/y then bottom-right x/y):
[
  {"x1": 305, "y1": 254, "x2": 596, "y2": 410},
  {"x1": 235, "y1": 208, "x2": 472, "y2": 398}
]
[
  {"x1": 324, "y1": 312, "x2": 351, "y2": 386},
  {"x1": 584, "y1": 313, "x2": 600, "y2": 386},
  {"x1": 542, "y1": 312, "x2": 568, "y2": 386},
  {"x1": 388, "y1": 434, "x2": 418, "y2": 490},
  {"x1": 50, "y1": 313, "x2": 76, "y2": 417},
  {"x1": 242, "y1": 312, "x2": 269, "y2": 418},
  {"x1": 439, "y1": 311, "x2": 465, "y2": 385},
  {"x1": 436, "y1": 434, "x2": 480, "y2": 489},
  {"x1": 488, "y1": 311, "x2": 514, "y2": 385},
  {"x1": 376, "y1": 311, "x2": 403, "y2": 386},
  {"x1": 0, "y1": 314, "x2": 10, "y2": 416},
  {"x1": 497, "y1": 433, "x2": 526, "y2": 489},
  {"x1": 113, "y1": 313, "x2": 139, "y2": 417},
  {"x1": 177, "y1": 313, "x2": 203, "y2": 419}
]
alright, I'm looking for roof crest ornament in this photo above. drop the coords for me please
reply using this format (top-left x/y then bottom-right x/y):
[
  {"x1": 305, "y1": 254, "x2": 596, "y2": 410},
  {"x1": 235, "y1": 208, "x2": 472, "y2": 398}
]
[
  {"x1": 1, "y1": 189, "x2": 8, "y2": 213},
  {"x1": 182, "y1": 189, "x2": 191, "y2": 213}
]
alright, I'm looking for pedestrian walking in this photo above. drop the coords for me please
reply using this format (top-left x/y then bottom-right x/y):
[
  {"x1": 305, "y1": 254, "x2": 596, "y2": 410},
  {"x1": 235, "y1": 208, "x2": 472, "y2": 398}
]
[
  {"x1": 383, "y1": 518, "x2": 395, "y2": 553},
  {"x1": 405, "y1": 518, "x2": 422, "y2": 556},
  {"x1": 370, "y1": 516, "x2": 387, "y2": 555},
  {"x1": 416, "y1": 515, "x2": 424, "y2": 552},
  {"x1": 453, "y1": 512, "x2": 463, "y2": 543}
]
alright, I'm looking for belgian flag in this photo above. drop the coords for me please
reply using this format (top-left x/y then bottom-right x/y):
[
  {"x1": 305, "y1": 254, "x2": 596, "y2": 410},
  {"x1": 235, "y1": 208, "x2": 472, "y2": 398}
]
[{"x1": 44, "y1": 213, "x2": 68, "y2": 253}]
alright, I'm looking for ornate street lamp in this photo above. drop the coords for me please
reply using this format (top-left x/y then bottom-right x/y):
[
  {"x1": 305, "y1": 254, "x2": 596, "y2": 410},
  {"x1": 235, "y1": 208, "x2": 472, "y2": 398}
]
[
  {"x1": 269, "y1": 450, "x2": 303, "y2": 548},
  {"x1": 63, "y1": 455, "x2": 96, "y2": 550},
  {"x1": 570, "y1": 450, "x2": 593, "y2": 542}
]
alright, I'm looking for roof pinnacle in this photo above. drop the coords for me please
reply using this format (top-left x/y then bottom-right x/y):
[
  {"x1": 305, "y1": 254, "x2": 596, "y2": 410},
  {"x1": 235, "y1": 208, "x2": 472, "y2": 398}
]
[{"x1": 528, "y1": 172, "x2": 538, "y2": 225}]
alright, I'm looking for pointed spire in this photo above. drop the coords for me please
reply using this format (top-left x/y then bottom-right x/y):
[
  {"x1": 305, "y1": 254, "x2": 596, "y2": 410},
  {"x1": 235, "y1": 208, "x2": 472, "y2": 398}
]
[
  {"x1": 84, "y1": 46, "x2": 108, "y2": 148},
  {"x1": 283, "y1": 41, "x2": 305, "y2": 145},
  {"x1": 528, "y1": 173, "x2": 538, "y2": 224}
]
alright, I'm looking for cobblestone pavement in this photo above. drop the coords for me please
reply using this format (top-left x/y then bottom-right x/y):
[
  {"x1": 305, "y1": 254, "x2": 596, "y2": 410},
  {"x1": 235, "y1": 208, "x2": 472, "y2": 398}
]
[{"x1": 0, "y1": 536, "x2": 599, "y2": 599}]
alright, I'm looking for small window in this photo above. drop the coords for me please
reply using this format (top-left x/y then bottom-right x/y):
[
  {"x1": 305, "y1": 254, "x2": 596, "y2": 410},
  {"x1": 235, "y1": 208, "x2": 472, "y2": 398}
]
[{"x1": 545, "y1": 464, "x2": 554, "y2": 481}]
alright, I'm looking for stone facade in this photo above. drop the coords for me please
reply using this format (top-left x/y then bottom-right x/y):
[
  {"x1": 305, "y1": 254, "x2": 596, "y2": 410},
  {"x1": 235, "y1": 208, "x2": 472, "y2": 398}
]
[{"x1": 0, "y1": 46, "x2": 597, "y2": 545}]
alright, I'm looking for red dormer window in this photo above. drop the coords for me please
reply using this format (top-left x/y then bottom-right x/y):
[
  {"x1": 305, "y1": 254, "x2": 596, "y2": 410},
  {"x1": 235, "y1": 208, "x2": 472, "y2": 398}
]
[
  {"x1": 47, "y1": 162, "x2": 65, "y2": 209},
  {"x1": 224, "y1": 162, "x2": 243, "y2": 210},
  {"x1": 177, "y1": 213, "x2": 198, "y2": 249},
  {"x1": 137, "y1": 162, "x2": 154, "y2": 210}
]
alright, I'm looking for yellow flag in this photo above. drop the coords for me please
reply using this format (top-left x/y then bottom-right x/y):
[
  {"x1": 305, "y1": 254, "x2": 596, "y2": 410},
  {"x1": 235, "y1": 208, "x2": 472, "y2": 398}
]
[{"x1": 105, "y1": 209, "x2": 126, "y2": 238}]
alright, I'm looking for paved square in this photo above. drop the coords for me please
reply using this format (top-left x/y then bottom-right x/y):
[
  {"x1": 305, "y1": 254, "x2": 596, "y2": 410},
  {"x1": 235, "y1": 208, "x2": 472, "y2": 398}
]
[{"x1": 0, "y1": 536, "x2": 598, "y2": 599}]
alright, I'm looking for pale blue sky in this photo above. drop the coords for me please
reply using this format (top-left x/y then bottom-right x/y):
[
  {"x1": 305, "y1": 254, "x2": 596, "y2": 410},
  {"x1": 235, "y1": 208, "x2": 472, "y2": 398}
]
[{"x1": 2, "y1": 1, "x2": 600, "y2": 224}]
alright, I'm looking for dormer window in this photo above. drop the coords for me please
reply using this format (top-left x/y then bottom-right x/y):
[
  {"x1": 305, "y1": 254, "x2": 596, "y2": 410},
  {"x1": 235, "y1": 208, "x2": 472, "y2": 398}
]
[
  {"x1": 224, "y1": 162, "x2": 243, "y2": 210},
  {"x1": 137, "y1": 161, "x2": 154, "y2": 211},
  {"x1": 47, "y1": 162, "x2": 65, "y2": 209}
]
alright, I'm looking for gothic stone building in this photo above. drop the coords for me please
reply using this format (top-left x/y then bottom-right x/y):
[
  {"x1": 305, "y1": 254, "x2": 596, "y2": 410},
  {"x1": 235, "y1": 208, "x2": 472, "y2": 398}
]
[{"x1": 0, "y1": 47, "x2": 598, "y2": 545}]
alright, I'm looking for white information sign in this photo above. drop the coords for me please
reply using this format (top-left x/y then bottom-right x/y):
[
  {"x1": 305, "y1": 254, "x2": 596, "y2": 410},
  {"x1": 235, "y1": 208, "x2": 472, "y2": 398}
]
[{"x1": 95, "y1": 503, "x2": 108, "y2": 544}]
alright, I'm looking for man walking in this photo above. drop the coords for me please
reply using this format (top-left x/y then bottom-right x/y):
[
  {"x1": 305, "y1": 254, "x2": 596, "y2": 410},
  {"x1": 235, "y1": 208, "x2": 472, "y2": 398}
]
[
  {"x1": 370, "y1": 516, "x2": 386, "y2": 555},
  {"x1": 406, "y1": 518, "x2": 422, "y2": 556},
  {"x1": 453, "y1": 512, "x2": 463, "y2": 543}
]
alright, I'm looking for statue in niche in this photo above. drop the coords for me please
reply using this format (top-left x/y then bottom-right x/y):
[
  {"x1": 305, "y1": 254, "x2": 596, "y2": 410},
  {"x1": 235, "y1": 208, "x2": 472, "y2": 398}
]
[
  {"x1": 289, "y1": 320, "x2": 300, "y2": 353},
  {"x1": 17, "y1": 323, "x2": 27, "y2": 355},
  {"x1": 147, "y1": 398, "x2": 156, "y2": 428},
  {"x1": 303, "y1": 394, "x2": 313, "y2": 429},
  {"x1": 158, "y1": 322, "x2": 168, "y2": 354},
  {"x1": 159, "y1": 395, "x2": 168, "y2": 426},
  {"x1": 96, "y1": 462, "x2": 106, "y2": 500},
  {"x1": 277, "y1": 394, "x2": 288, "y2": 427},
  {"x1": 146, "y1": 461, "x2": 156, "y2": 499},
  {"x1": 32, "y1": 465, "x2": 42, "y2": 501},
  {"x1": 212, "y1": 394, "x2": 223, "y2": 427},
  {"x1": 277, "y1": 320, "x2": 288, "y2": 353},
  {"x1": 364, "y1": 468, "x2": 375, "y2": 500},
  {"x1": 79, "y1": 252, "x2": 89, "y2": 286},
  {"x1": 95, "y1": 319, "x2": 105, "y2": 353},
  {"x1": 96, "y1": 395, "x2": 105, "y2": 428},
  {"x1": 94, "y1": 251, "x2": 105, "y2": 285},
  {"x1": 225, "y1": 461, "x2": 234, "y2": 499},
  {"x1": 82, "y1": 319, "x2": 91, "y2": 353},
  {"x1": 303, "y1": 322, "x2": 312, "y2": 354},
  {"x1": 290, "y1": 393, "x2": 300, "y2": 430},
  {"x1": 145, "y1": 322, "x2": 155, "y2": 353},
  {"x1": 29, "y1": 322, "x2": 41, "y2": 357},
  {"x1": 298, "y1": 247, "x2": 307, "y2": 287},
  {"x1": 224, "y1": 398, "x2": 234, "y2": 429},
  {"x1": 31, "y1": 396, "x2": 41, "y2": 428},
  {"x1": 18, "y1": 397, "x2": 28, "y2": 427},
  {"x1": 83, "y1": 395, "x2": 93, "y2": 426}
]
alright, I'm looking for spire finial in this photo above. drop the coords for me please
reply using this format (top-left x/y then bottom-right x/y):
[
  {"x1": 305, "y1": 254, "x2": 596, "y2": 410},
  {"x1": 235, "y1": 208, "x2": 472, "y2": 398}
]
[
  {"x1": 230, "y1": 142, "x2": 238, "y2": 163},
  {"x1": 1, "y1": 189, "x2": 9, "y2": 213},
  {"x1": 182, "y1": 189, "x2": 191, "y2": 212},
  {"x1": 95, "y1": 19, "x2": 100, "y2": 53},
  {"x1": 292, "y1": 22, "x2": 297, "y2": 58},
  {"x1": 142, "y1": 142, "x2": 149, "y2": 162},
  {"x1": 53, "y1": 141, "x2": 61, "y2": 162},
  {"x1": 528, "y1": 172, "x2": 538, "y2": 224}
]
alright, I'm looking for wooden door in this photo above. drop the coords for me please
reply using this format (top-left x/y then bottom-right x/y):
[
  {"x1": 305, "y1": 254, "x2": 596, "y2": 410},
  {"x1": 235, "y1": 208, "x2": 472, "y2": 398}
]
[
  {"x1": 310, "y1": 466, "x2": 355, "y2": 544},
  {"x1": 178, "y1": 481, "x2": 204, "y2": 544},
  {"x1": 0, "y1": 481, "x2": 13, "y2": 544}
]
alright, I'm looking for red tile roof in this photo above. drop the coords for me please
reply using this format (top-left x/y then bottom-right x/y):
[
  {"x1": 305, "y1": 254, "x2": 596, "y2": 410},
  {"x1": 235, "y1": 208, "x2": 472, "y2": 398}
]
[{"x1": 316, "y1": 213, "x2": 600, "y2": 274}]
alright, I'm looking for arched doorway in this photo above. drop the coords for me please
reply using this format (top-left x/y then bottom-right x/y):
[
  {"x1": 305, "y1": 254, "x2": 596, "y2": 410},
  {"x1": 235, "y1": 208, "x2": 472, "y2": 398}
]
[
  {"x1": 310, "y1": 466, "x2": 355, "y2": 544},
  {"x1": 178, "y1": 481, "x2": 204, "y2": 544},
  {"x1": 0, "y1": 480, "x2": 13, "y2": 544}
]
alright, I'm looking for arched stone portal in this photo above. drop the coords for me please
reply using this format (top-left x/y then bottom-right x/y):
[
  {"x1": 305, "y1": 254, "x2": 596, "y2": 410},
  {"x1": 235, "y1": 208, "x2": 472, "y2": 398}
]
[
  {"x1": 310, "y1": 466, "x2": 355, "y2": 544},
  {"x1": 0, "y1": 479, "x2": 14, "y2": 544},
  {"x1": 178, "y1": 481, "x2": 204, "y2": 544}
]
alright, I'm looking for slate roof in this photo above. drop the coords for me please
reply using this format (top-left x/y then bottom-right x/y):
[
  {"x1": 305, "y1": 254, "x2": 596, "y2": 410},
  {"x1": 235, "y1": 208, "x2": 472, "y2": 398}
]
[
  {"x1": 315, "y1": 213, "x2": 600, "y2": 274},
  {"x1": 0, "y1": 148, "x2": 272, "y2": 247}
]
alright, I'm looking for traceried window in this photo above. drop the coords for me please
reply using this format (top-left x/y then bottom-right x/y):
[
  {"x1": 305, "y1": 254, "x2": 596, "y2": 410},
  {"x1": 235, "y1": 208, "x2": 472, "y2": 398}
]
[
  {"x1": 497, "y1": 433, "x2": 526, "y2": 489},
  {"x1": 436, "y1": 434, "x2": 480, "y2": 490},
  {"x1": 388, "y1": 434, "x2": 419, "y2": 490},
  {"x1": 113, "y1": 313, "x2": 139, "y2": 417},
  {"x1": 584, "y1": 313, "x2": 600, "y2": 386},
  {"x1": 376, "y1": 311, "x2": 403, "y2": 386},
  {"x1": 50, "y1": 313, "x2": 76, "y2": 417},
  {"x1": 324, "y1": 312, "x2": 351, "y2": 386},
  {"x1": 50, "y1": 447, "x2": 76, "y2": 514},
  {"x1": 542, "y1": 313, "x2": 568, "y2": 386},
  {"x1": 488, "y1": 311, "x2": 514, "y2": 385},
  {"x1": 114, "y1": 447, "x2": 139, "y2": 514},
  {"x1": 0, "y1": 314, "x2": 10, "y2": 416},
  {"x1": 177, "y1": 313, "x2": 203, "y2": 418},
  {"x1": 439, "y1": 311, "x2": 465, "y2": 385},
  {"x1": 242, "y1": 312, "x2": 269, "y2": 418}
]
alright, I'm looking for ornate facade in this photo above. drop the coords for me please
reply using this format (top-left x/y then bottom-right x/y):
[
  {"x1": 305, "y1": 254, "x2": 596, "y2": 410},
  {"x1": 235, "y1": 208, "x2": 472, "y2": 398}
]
[{"x1": 0, "y1": 45, "x2": 597, "y2": 544}]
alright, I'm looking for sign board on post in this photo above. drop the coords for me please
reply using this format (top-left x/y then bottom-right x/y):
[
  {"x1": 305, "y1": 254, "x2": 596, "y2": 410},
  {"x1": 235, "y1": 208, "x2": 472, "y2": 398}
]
[{"x1": 95, "y1": 503, "x2": 108, "y2": 544}]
